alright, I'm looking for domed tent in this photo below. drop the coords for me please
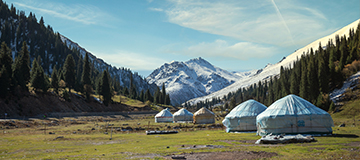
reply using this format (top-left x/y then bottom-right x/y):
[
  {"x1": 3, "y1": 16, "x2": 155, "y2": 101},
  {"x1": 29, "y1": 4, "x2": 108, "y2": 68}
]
[
  {"x1": 256, "y1": 94, "x2": 334, "y2": 136},
  {"x1": 173, "y1": 108, "x2": 193, "y2": 123},
  {"x1": 155, "y1": 108, "x2": 173, "y2": 123},
  {"x1": 193, "y1": 107, "x2": 215, "y2": 124},
  {"x1": 222, "y1": 99, "x2": 267, "y2": 132}
]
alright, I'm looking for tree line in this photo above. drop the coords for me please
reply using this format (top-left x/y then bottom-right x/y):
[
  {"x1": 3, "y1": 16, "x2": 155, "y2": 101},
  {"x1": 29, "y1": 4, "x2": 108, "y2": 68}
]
[{"x1": 189, "y1": 23, "x2": 360, "y2": 111}]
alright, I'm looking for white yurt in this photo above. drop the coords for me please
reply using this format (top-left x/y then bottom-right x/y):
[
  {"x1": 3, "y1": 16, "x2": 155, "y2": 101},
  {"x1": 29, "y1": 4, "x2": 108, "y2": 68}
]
[
  {"x1": 173, "y1": 108, "x2": 194, "y2": 123},
  {"x1": 155, "y1": 108, "x2": 173, "y2": 123},
  {"x1": 222, "y1": 99, "x2": 267, "y2": 132},
  {"x1": 193, "y1": 107, "x2": 215, "y2": 124},
  {"x1": 256, "y1": 94, "x2": 334, "y2": 136}
]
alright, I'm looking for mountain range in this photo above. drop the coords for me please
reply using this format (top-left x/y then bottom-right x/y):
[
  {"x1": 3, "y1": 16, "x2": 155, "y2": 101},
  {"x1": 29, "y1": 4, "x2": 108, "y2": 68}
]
[{"x1": 146, "y1": 57, "x2": 258, "y2": 105}]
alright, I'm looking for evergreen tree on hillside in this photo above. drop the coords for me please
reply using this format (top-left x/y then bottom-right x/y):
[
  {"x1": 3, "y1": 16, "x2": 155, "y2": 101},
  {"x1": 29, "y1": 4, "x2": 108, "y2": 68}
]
[
  {"x1": 63, "y1": 54, "x2": 76, "y2": 93},
  {"x1": 13, "y1": 41, "x2": 30, "y2": 91},
  {"x1": 0, "y1": 67, "x2": 9, "y2": 98},
  {"x1": 290, "y1": 61, "x2": 300, "y2": 95},
  {"x1": 318, "y1": 51, "x2": 329, "y2": 94},
  {"x1": 165, "y1": 94, "x2": 171, "y2": 105},
  {"x1": 299, "y1": 56, "x2": 308, "y2": 100},
  {"x1": 100, "y1": 70, "x2": 111, "y2": 106},
  {"x1": 30, "y1": 58, "x2": 49, "y2": 92},
  {"x1": 230, "y1": 97, "x2": 236, "y2": 109},
  {"x1": 75, "y1": 54, "x2": 83, "y2": 92},
  {"x1": 145, "y1": 88, "x2": 153, "y2": 102},
  {"x1": 307, "y1": 50, "x2": 319, "y2": 102},
  {"x1": 81, "y1": 53, "x2": 92, "y2": 101},
  {"x1": 0, "y1": 42, "x2": 12, "y2": 97},
  {"x1": 161, "y1": 83, "x2": 166, "y2": 104},
  {"x1": 139, "y1": 89, "x2": 144, "y2": 102},
  {"x1": 51, "y1": 65, "x2": 59, "y2": 94},
  {"x1": 154, "y1": 86, "x2": 161, "y2": 104}
]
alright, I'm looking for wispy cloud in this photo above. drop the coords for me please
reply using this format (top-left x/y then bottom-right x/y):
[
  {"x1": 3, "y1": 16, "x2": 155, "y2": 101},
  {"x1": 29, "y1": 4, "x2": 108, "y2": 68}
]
[
  {"x1": 183, "y1": 40, "x2": 276, "y2": 60},
  {"x1": 161, "y1": 0, "x2": 332, "y2": 47},
  {"x1": 98, "y1": 51, "x2": 167, "y2": 71},
  {"x1": 14, "y1": 2, "x2": 113, "y2": 25},
  {"x1": 149, "y1": 7, "x2": 164, "y2": 12}
]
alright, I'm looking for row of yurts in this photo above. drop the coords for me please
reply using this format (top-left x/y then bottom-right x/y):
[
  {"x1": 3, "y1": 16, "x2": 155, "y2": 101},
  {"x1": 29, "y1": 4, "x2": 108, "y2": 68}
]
[{"x1": 155, "y1": 94, "x2": 334, "y2": 136}]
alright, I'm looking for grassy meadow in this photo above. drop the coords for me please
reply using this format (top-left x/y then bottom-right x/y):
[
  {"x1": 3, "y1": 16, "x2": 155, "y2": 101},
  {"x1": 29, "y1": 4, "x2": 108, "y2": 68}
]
[{"x1": 1, "y1": 100, "x2": 360, "y2": 159}]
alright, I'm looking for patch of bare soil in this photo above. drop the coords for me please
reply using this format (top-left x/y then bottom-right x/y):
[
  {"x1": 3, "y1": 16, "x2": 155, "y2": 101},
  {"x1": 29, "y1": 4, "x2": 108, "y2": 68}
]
[
  {"x1": 164, "y1": 151, "x2": 278, "y2": 160},
  {"x1": 344, "y1": 141, "x2": 360, "y2": 147},
  {"x1": 218, "y1": 139, "x2": 257, "y2": 144}
]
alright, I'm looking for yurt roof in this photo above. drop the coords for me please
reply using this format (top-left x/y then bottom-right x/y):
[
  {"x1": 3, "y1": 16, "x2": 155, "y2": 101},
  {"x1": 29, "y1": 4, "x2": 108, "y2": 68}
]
[
  {"x1": 226, "y1": 99, "x2": 267, "y2": 118},
  {"x1": 194, "y1": 107, "x2": 214, "y2": 116},
  {"x1": 257, "y1": 94, "x2": 330, "y2": 119},
  {"x1": 155, "y1": 108, "x2": 173, "y2": 117},
  {"x1": 173, "y1": 108, "x2": 193, "y2": 116}
]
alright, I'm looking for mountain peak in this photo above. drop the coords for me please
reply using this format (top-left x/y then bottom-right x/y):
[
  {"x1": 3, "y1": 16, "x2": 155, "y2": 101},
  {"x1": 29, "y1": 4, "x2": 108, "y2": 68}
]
[
  {"x1": 146, "y1": 57, "x2": 257, "y2": 105},
  {"x1": 187, "y1": 57, "x2": 208, "y2": 63}
]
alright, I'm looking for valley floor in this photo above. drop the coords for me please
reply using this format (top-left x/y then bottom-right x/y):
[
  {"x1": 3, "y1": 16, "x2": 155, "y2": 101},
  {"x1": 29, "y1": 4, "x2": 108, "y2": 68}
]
[{"x1": 0, "y1": 113, "x2": 359, "y2": 159}]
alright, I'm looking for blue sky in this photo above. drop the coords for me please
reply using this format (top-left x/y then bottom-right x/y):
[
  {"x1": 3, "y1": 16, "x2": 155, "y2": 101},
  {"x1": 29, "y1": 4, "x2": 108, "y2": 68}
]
[{"x1": 4, "y1": 0, "x2": 360, "y2": 77}]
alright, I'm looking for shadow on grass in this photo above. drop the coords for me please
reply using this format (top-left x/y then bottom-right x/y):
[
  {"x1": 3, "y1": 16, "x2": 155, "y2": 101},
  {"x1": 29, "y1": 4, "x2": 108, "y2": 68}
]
[{"x1": 327, "y1": 134, "x2": 359, "y2": 138}]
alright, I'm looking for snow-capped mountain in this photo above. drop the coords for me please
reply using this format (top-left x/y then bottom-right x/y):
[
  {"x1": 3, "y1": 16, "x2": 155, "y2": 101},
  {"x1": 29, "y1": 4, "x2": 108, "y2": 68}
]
[
  {"x1": 187, "y1": 19, "x2": 360, "y2": 106},
  {"x1": 60, "y1": 35, "x2": 157, "y2": 93},
  {"x1": 146, "y1": 57, "x2": 258, "y2": 105}
]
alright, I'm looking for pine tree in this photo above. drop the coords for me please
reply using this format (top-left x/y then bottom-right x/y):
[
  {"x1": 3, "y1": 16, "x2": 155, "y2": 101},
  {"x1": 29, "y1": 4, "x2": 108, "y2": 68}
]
[
  {"x1": 0, "y1": 42, "x2": 12, "y2": 97},
  {"x1": 75, "y1": 54, "x2": 83, "y2": 92},
  {"x1": 30, "y1": 57, "x2": 49, "y2": 92},
  {"x1": 154, "y1": 86, "x2": 160, "y2": 104},
  {"x1": 299, "y1": 57, "x2": 308, "y2": 100},
  {"x1": 81, "y1": 53, "x2": 92, "y2": 101},
  {"x1": 0, "y1": 42, "x2": 12, "y2": 79},
  {"x1": 161, "y1": 83, "x2": 166, "y2": 104},
  {"x1": 100, "y1": 70, "x2": 111, "y2": 106},
  {"x1": 51, "y1": 65, "x2": 59, "y2": 94},
  {"x1": 13, "y1": 41, "x2": 30, "y2": 91},
  {"x1": 165, "y1": 94, "x2": 171, "y2": 105},
  {"x1": 145, "y1": 89, "x2": 153, "y2": 102},
  {"x1": 0, "y1": 66, "x2": 10, "y2": 98},
  {"x1": 123, "y1": 87, "x2": 129, "y2": 97},
  {"x1": 318, "y1": 52, "x2": 329, "y2": 94},
  {"x1": 63, "y1": 54, "x2": 76, "y2": 93},
  {"x1": 130, "y1": 85, "x2": 137, "y2": 99},
  {"x1": 307, "y1": 51, "x2": 319, "y2": 102},
  {"x1": 230, "y1": 97, "x2": 236, "y2": 109},
  {"x1": 139, "y1": 89, "x2": 144, "y2": 102}
]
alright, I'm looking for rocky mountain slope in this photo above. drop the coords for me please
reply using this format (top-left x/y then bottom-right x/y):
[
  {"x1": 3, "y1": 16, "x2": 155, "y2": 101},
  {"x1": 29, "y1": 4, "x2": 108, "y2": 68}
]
[{"x1": 146, "y1": 57, "x2": 258, "y2": 105}]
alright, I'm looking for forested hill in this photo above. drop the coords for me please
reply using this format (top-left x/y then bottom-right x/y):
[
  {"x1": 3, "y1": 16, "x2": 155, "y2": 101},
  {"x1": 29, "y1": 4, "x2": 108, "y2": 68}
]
[
  {"x1": 187, "y1": 20, "x2": 360, "y2": 112},
  {"x1": 0, "y1": 1, "x2": 156, "y2": 95}
]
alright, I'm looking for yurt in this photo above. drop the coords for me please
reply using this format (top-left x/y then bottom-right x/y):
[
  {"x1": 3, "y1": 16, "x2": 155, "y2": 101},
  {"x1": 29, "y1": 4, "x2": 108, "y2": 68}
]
[
  {"x1": 256, "y1": 94, "x2": 334, "y2": 136},
  {"x1": 173, "y1": 108, "x2": 194, "y2": 123},
  {"x1": 193, "y1": 107, "x2": 215, "y2": 124},
  {"x1": 222, "y1": 99, "x2": 267, "y2": 132},
  {"x1": 155, "y1": 108, "x2": 173, "y2": 123}
]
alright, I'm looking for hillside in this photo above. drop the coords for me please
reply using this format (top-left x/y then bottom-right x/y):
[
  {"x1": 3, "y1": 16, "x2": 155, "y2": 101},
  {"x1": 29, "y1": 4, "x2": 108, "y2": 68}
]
[
  {"x1": 0, "y1": 90, "x2": 153, "y2": 118},
  {"x1": 146, "y1": 57, "x2": 258, "y2": 105},
  {"x1": 0, "y1": 1, "x2": 156, "y2": 95},
  {"x1": 187, "y1": 19, "x2": 360, "y2": 106}
]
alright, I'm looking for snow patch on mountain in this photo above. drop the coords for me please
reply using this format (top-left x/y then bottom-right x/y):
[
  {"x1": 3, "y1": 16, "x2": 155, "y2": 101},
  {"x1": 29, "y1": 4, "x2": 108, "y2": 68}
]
[
  {"x1": 146, "y1": 57, "x2": 257, "y2": 105},
  {"x1": 186, "y1": 19, "x2": 360, "y2": 106},
  {"x1": 329, "y1": 71, "x2": 360, "y2": 104}
]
